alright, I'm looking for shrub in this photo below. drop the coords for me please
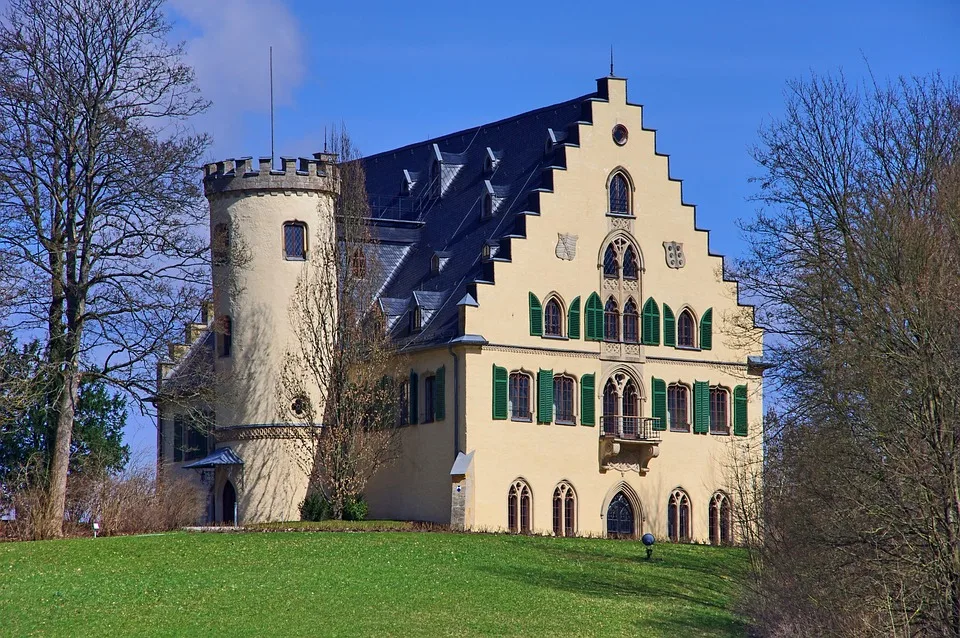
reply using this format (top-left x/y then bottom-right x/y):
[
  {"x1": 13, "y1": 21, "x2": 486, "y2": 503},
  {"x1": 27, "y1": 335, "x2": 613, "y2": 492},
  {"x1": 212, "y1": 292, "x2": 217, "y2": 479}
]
[
  {"x1": 300, "y1": 492, "x2": 330, "y2": 522},
  {"x1": 342, "y1": 495, "x2": 368, "y2": 522}
]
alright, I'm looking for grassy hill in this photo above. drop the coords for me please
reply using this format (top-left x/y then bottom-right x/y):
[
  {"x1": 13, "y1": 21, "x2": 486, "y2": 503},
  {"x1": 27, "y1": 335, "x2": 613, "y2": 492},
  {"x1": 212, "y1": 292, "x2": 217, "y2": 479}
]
[{"x1": 0, "y1": 529, "x2": 747, "y2": 637}]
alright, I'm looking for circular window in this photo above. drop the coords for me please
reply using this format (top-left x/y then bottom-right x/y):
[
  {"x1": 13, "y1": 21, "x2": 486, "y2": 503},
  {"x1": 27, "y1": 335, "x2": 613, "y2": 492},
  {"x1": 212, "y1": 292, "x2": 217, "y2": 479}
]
[
  {"x1": 291, "y1": 396, "x2": 310, "y2": 418},
  {"x1": 612, "y1": 124, "x2": 628, "y2": 146}
]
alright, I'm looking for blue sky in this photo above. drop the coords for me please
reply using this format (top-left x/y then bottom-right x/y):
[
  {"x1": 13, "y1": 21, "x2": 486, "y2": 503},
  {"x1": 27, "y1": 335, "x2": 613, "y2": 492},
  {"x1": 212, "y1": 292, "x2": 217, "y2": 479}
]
[{"x1": 120, "y1": 0, "x2": 960, "y2": 458}]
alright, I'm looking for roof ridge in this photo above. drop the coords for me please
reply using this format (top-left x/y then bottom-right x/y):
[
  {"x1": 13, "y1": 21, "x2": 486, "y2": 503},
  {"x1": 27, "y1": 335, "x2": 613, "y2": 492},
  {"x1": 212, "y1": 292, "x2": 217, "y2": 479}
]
[{"x1": 362, "y1": 92, "x2": 597, "y2": 162}]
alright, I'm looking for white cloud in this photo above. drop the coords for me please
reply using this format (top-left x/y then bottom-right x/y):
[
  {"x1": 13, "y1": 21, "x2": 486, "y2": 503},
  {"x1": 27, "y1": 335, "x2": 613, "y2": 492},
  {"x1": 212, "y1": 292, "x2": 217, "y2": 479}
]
[{"x1": 167, "y1": 0, "x2": 305, "y2": 158}]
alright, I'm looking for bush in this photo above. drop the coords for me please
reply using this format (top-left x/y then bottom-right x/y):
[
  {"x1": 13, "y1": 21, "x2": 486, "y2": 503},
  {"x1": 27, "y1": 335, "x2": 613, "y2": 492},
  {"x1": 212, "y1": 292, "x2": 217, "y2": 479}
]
[
  {"x1": 300, "y1": 492, "x2": 330, "y2": 522},
  {"x1": 342, "y1": 495, "x2": 367, "y2": 522}
]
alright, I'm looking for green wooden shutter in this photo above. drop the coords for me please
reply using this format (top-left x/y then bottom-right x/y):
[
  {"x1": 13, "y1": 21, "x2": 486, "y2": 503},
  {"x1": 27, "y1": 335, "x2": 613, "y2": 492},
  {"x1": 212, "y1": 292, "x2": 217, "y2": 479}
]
[
  {"x1": 663, "y1": 304, "x2": 676, "y2": 348},
  {"x1": 700, "y1": 308, "x2": 713, "y2": 350},
  {"x1": 733, "y1": 384, "x2": 747, "y2": 436},
  {"x1": 434, "y1": 366, "x2": 446, "y2": 421},
  {"x1": 693, "y1": 381, "x2": 709, "y2": 433},
  {"x1": 537, "y1": 369, "x2": 554, "y2": 424},
  {"x1": 581, "y1": 373, "x2": 595, "y2": 426},
  {"x1": 529, "y1": 292, "x2": 543, "y2": 336},
  {"x1": 568, "y1": 296, "x2": 581, "y2": 339},
  {"x1": 585, "y1": 293, "x2": 602, "y2": 340},
  {"x1": 652, "y1": 378, "x2": 667, "y2": 430},
  {"x1": 642, "y1": 298, "x2": 660, "y2": 345},
  {"x1": 409, "y1": 371, "x2": 419, "y2": 425},
  {"x1": 492, "y1": 365, "x2": 508, "y2": 420}
]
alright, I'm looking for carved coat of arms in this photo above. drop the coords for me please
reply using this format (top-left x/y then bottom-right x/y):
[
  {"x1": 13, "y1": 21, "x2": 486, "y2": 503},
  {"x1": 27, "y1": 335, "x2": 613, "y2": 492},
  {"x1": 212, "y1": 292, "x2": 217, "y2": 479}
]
[
  {"x1": 556, "y1": 233, "x2": 578, "y2": 261},
  {"x1": 663, "y1": 241, "x2": 686, "y2": 269}
]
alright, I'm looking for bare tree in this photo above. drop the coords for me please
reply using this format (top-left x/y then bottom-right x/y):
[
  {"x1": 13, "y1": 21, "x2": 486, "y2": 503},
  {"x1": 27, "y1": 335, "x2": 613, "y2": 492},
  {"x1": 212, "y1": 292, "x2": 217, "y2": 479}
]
[
  {"x1": 277, "y1": 127, "x2": 404, "y2": 520},
  {"x1": 0, "y1": 0, "x2": 209, "y2": 538},
  {"x1": 730, "y1": 72, "x2": 960, "y2": 636}
]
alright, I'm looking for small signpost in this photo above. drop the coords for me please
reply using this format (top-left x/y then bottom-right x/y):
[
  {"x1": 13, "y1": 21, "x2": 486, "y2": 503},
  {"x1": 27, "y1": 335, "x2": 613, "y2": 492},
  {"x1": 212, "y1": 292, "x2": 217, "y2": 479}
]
[{"x1": 92, "y1": 522, "x2": 100, "y2": 538}]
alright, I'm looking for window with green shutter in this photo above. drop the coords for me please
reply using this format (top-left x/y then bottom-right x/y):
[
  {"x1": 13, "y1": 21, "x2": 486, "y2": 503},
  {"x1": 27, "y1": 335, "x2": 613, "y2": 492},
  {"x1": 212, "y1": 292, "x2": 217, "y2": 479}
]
[
  {"x1": 568, "y1": 296, "x2": 581, "y2": 339},
  {"x1": 585, "y1": 293, "x2": 602, "y2": 340},
  {"x1": 580, "y1": 373, "x2": 595, "y2": 425},
  {"x1": 733, "y1": 384, "x2": 747, "y2": 436},
  {"x1": 663, "y1": 304, "x2": 676, "y2": 347},
  {"x1": 642, "y1": 298, "x2": 660, "y2": 345},
  {"x1": 409, "y1": 371, "x2": 419, "y2": 425},
  {"x1": 529, "y1": 292, "x2": 543, "y2": 336},
  {"x1": 537, "y1": 369, "x2": 554, "y2": 424},
  {"x1": 434, "y1": 366, "x2": 446, "y2": 421},
  {"x1": 700, "y1": 308, "x2": 713, "y2": 350},
  {"x1": 693, "y1": 381, "x2": 709, "y2": 433},
  {"x1": 652, "y1": 378, "x2": 667, "y2": 430},
  {"x1": 492, "y1": 365, "x2": 508, "y2": 420}
]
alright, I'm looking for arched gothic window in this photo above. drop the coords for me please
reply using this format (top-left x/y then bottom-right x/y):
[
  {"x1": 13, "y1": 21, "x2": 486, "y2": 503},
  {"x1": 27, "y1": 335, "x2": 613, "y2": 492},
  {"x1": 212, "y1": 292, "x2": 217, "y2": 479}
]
[
  {"x1": 602, "y1": 379, "x2": 618, "y2": 436},
  {"x1": 603, "y1": 244, "x2": 619, "y2": 278},
  {"x1": 623, "y1": 298, "x2": 639, "y2": 343},
  {"x1": 544, "y1": 298, "x2": 563, "y2": 337},
  {"x1": 668, "y1": 489, "x2": 691, "y2": 542},
  {"x1": 604, "y1": 297, "x2": 620, "y2": 341},
  {"x1": 552, "y1": 482, "x2": 576, "y2": 536},
  {"x1": 622, "y1": 381, "x2": 640, "y2": 438},
  {"x1": 623, "y1": 246, "x2": 639, "y2": 279},
  {"x1": 508, "y1": 480, "x2": 532, "y2": 534},
  {"x1": 609, "y1": 172, "x2": 630, "y2": 214},
  {"x1": 710, "y1": 387, "x2": 730, "y2": 434},
  {"x1": 677, "y1": 309, "x2": 696, "y2": 348},
  {"x1": 509, "y1": 372, "x2": 532, "y2": 421},
  {"x1": 709, "y1": 491, "x2": 733, "y2": 545}
]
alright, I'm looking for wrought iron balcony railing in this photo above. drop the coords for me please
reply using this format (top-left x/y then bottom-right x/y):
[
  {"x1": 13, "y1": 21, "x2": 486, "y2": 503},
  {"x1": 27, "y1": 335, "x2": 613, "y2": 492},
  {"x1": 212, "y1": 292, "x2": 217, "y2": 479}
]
[{"x1": 601, "y1": 416, "x2": 662, "y2": 442}]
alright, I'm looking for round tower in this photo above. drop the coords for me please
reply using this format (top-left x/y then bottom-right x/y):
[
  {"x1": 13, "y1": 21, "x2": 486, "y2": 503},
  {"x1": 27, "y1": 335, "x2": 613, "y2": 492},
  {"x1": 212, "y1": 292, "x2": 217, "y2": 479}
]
[{"x1": 203, "y1": 155, "x2": 339, "y2": 524}]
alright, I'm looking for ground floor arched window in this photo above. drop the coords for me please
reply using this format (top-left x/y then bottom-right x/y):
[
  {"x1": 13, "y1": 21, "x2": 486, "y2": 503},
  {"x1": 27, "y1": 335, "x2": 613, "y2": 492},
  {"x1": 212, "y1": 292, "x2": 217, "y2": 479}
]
[
  {"x1": 668, "y1": 488, "x2": 691, "y2": 542},
  {"x1": 508, "y1": 480, "x2": 532, "y2": 533},
  {"x1": 607, "y1": 491, "x2": 635, "y2": 539},
  {"x1": 552, "y1": 482, "x2": 577, "y2": 536},
  {"x1": 709, "y1": 491, "x2": 733, "y2": 545}
]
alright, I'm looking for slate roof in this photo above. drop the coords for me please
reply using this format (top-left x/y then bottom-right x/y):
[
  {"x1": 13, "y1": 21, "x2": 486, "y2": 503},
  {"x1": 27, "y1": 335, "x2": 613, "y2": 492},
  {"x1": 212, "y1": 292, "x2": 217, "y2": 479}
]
[{"x1": 362, "y1": 90, "x2": 599, "y2": 349}]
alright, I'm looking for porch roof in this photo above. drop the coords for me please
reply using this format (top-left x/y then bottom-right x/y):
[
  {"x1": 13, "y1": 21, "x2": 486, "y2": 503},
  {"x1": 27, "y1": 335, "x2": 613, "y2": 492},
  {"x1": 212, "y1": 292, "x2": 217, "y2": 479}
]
[{"x1": 183, "y1": 446, "x2": 244, "y2": 469}]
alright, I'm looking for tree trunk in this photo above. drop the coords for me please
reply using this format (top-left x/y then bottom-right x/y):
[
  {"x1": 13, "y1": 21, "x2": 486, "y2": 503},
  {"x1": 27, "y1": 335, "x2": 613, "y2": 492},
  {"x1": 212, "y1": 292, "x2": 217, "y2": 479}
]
[{"x1": 37, "y1": 367, "x2": 79, "y2": 539}]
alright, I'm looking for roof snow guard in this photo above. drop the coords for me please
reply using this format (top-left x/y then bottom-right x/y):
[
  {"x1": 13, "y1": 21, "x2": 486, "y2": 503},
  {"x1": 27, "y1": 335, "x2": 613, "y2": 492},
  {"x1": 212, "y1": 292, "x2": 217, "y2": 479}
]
[{"x1": 183, "y1": 446, "x2": 244, "y2": 469}]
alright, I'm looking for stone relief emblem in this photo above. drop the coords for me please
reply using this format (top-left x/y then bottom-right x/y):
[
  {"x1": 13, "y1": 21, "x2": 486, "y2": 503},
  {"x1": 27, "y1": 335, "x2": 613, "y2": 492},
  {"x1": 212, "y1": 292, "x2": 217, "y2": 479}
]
[
  {"x1": 663, "y1": 241, "x2": 686, "y2": 269},
  {"x1": 556, "y1": 233, "x2": 578, "y2": 261}
]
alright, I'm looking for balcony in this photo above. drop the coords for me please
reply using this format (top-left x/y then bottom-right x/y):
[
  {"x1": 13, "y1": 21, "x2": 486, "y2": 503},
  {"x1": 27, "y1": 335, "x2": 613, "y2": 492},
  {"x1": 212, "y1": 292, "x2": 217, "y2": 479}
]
[{"x1": 599, "y1": 416, "x2": 661, "y2": 475}]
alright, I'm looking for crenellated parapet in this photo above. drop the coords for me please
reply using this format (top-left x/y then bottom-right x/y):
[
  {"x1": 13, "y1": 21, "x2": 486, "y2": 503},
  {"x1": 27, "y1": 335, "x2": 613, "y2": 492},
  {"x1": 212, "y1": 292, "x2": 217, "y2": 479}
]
[{"x1": 203, "y1": 154, "x2": 339, "y2": 198}]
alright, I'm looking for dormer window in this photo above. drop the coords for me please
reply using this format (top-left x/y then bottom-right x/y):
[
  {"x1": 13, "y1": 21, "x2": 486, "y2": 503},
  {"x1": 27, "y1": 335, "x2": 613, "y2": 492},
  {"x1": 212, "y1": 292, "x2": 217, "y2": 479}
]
[
  {"x1": 481, "y1": 244, "x2": 491, "y2": 261},
  {"x1": 431, "y1": 254, "x2": 441, "y2": 273},
  {"x1": 483, "y1": 194, "x2": 493, "y2": 219},
  {"x1": 484, "y1": 147, "x2": 502, "y2": 175},
  {"x1": 410, "y1": 307, "x2": 422, "y2": 333}
]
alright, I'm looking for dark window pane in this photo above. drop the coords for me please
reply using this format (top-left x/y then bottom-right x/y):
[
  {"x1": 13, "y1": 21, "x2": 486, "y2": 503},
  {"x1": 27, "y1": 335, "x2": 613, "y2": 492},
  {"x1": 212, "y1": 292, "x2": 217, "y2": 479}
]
[
  {"x1": 509, "y1": 373, "x2": 531, "y2": 420},
  {"x1": 604, "y1": 298, "x2": 619, "y2": 341},
  {"x1": 423, "y1": 376, "x2": 435, "y2": 423},
  {"x1": 678, "y1": 311, "x2": 695, "y2": 347},
  {"x1": 284, "y1": 223, "x2": 306, "y2": 260},
  {"x1": 603, "y1": 245, "x2": 619, "y2": 278},
  {"x1": 623, "y1": 300, "x2": 639, "y2": 343},
  {"x1": 623, "y1": 247, "x2": 639, "y2": 279},
  {"x1": 710, "y1": 388, "x2": 728, "y2": 433},
  {"x1": 544, "y1": 299, "x2": 562, "y2": 336},
  {"x1": 554, "y1": 376, "x2": 575, "y2": 423},
  {"x1": 610, "y1": 174, "x2": 629, "y2": 214}
]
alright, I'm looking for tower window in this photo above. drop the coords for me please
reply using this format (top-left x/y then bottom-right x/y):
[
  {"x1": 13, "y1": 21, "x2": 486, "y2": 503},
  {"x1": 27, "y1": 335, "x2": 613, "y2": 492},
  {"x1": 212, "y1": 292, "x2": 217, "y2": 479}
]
[
  {"x1": 217, "y1": 316, "x2": 232, "y2": 358},
  {"x1": 213, "y1": 223, "x2": 230, "y2": 266},
  {"x1": 283, "y1": 222, "x2": 307, "y2": 260},
  {"x1": 678, "y1": 310, "x2": 696, "y2": 348}
]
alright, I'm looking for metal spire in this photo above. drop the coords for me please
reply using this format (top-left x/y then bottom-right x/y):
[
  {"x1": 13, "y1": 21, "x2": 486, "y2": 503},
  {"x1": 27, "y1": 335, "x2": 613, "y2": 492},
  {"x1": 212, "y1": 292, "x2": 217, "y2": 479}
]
[{"x1": 610, "y1": 46, "x2": 614, "y2": 77}]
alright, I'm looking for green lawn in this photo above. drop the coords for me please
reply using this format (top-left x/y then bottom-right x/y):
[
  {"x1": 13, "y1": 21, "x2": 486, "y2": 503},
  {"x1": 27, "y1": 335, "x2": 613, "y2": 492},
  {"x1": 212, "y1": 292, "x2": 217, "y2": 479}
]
[{"x1": 0, "y1": 530, "x2": 747, "y2": 637}]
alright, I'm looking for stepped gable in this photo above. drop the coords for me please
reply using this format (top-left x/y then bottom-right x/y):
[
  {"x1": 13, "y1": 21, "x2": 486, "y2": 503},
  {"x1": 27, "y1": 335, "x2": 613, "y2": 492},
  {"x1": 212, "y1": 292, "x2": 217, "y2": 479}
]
[{"x1": 362, "y1": 91, "x2": 596, "y2": 347}]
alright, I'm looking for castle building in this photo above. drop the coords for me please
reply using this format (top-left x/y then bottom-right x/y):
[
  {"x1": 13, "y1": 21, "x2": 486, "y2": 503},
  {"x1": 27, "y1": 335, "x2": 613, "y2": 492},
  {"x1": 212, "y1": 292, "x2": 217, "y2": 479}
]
[{"x1": 156, "y1": 75, "x2": 765, "y2": 542}]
